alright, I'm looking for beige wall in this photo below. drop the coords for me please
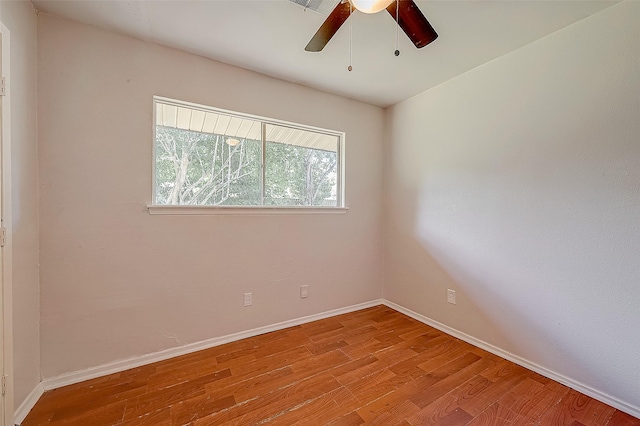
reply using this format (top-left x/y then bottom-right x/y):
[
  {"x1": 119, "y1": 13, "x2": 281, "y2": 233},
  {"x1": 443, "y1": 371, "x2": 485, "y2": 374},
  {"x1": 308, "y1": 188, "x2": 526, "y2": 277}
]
[
  {"x1": 37, "y1": 14, "x2": 384, "y2": 379},
  {"x1": 0, "y1": 0, "x2": 40, "y2": 412},
  {"x1": 385, "y1": 1, "x2": 640, "y2": 412}
]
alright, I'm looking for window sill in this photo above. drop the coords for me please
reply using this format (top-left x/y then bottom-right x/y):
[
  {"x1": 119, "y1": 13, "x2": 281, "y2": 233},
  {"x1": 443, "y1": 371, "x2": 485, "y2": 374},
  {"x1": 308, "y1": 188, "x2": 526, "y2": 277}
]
[{"x1": 147, "y1": 205, "x2": 349, "y2": 215}]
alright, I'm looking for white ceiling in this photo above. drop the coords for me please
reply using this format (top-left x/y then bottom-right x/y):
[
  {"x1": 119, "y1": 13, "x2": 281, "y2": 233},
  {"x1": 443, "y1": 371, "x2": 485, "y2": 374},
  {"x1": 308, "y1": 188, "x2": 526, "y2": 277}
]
[{"x1": 31, "y1": 0, "x2": 617, "y2": 107}]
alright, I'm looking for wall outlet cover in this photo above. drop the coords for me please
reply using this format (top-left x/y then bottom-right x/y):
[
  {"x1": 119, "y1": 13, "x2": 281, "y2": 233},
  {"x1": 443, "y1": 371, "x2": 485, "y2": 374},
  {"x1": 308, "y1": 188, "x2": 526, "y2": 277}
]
[
  {"x1": 300, "y1": 285, "x2": 309, "y2": 299},
  {"x1": 447, "y1": 289, "x2": 456, "y2": 305}
]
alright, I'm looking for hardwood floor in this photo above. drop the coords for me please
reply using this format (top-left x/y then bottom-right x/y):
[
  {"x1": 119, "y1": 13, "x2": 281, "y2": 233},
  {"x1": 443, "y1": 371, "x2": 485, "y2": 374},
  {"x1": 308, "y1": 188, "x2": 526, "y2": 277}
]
[{"x1": 23, "y1": 306, "x2": 639, "y2": 425}]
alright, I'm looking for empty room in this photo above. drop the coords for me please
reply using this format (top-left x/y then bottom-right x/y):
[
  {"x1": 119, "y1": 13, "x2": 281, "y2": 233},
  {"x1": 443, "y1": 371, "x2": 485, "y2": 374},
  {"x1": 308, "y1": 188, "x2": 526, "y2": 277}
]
[{"x1": 1, "y1": 0, "x2": 639, "y2": 424}]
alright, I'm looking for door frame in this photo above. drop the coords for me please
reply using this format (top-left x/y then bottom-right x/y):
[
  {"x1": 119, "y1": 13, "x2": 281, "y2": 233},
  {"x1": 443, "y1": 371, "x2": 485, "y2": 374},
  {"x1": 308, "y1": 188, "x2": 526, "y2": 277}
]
[{"x1": 0, "y1": 20, "x2": 14, "y2": 426}]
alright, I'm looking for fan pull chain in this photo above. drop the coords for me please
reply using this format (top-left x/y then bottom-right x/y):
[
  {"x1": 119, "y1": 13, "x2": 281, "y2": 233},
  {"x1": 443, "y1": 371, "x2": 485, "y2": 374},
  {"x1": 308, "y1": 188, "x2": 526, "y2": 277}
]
[
  {"x1": 348, "y1": 1, "x2": 353, "y2": 71},
  {"x1": 394, "y1": 0, "x2": 400, "y2": 56}
]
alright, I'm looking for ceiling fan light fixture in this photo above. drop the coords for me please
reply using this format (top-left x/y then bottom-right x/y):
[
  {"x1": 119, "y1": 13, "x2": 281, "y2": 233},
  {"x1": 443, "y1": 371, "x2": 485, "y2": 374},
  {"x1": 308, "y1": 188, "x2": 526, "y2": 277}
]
[
  {"x1": 226, "y1": 138, "x2": 240, "y2": 147},
  {"x1": 350, "y1": 0, "x2": 394, "y2": 14}
]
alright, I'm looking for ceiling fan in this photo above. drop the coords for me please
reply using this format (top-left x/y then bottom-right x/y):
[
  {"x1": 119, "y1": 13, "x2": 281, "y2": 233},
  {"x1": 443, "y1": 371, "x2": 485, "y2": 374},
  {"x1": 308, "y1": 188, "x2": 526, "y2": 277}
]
[{"x1": 305, "y1": 0, "x2": 438, "y2": 52}]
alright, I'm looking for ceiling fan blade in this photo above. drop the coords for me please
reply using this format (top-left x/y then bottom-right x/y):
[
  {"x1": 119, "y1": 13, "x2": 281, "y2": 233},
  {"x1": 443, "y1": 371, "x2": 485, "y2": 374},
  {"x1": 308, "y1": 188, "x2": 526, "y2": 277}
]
[
  {"x1": 305, "y1": 0, "x2": 353, "y2": 52},
  {"x1": 386, "y1": 0, "x2": 438, "y2": 49}
]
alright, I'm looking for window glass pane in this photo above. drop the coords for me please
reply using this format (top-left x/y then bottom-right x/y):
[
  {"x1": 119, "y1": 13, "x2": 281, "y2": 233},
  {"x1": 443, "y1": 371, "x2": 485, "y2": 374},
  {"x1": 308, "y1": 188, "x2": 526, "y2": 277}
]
[
  {"x1": 153, "y1": 98, "x2": 343, "y2": 208},
  {"x1": 155, "y1": 103, "x2": 261, "y2": 205},
  {"x1": 264, "y1": 124, "x2": 339, "y2": 207}
]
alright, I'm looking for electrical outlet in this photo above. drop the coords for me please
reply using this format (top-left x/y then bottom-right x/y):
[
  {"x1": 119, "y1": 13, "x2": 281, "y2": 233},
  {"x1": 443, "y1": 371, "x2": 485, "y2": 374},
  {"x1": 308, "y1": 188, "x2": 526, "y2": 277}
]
[
  {"x1": 300, "y1": 285, "x2": 309, "y2": 299},
  {"x1": 243, "y1": 292, "x2": 252, "y2": 307},
  {"x1": 447, "y1": 289, "x2": 456, "y2": 305}
]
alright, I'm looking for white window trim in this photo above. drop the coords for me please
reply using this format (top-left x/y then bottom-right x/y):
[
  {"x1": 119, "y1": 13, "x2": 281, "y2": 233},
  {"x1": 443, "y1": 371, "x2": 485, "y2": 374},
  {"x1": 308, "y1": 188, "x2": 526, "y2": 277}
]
[
  {"x1": 150, "y1": 96, "x2": 347, "y2": 213},
  {"x1": 147, "y1": 205, "x2": 349, "y2": 215}
]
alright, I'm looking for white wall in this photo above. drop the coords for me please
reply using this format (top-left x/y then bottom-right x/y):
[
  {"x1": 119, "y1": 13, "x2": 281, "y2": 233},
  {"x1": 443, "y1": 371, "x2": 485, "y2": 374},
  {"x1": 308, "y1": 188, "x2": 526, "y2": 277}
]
[
  {"x1": 385, "y1": 1, "x2": 639, "y2": 413},
  {"x1": 37, "y1": 14, "x2": 384, "y2": 379},
  {"x1": 0, "y1": 0, "x2": 40, "y2": 412}
]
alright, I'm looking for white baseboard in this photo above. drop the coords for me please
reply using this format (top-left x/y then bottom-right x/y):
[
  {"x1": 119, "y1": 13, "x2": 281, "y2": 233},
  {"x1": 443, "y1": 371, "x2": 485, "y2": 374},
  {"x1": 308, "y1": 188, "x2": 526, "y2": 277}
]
[
  {"x1": 42, "y1": 299, "x2": 384, "y2": 391},
  {"x1": 14, "y1": 383, "x2": 44, "y2": 426},
  {"x1": 382, "y1": 300, "x2": 640, "y2": 419}
]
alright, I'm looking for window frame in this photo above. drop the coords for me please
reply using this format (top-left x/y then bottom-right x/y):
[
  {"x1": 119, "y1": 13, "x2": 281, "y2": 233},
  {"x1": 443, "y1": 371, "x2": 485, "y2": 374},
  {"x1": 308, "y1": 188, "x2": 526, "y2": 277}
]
[{"x1": 148, "y1": 96, "x2": 347, "y2": 215}]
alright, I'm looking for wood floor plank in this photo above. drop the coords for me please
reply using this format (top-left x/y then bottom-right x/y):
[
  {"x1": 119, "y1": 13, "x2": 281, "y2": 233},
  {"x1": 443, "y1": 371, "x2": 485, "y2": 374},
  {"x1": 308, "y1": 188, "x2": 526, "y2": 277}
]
[
  {"x1": 606, "y1": 410, "x2": 640, "y2": 426},
  {"x1": 21, "y1": 305, "x2": 638, "y2": 426},
  {"x1": 309, "y1": 324, "x2": 378, "y2": 344},
  {"x1": 41, "y1": 379, "x2": 148, "y2": 423},
  {"x1": 122, "y1": 380, "x2": 205, "y2": 421},
  {"x1": 458, "y1": 364, "x2": 529, "y2": 417},
  {"x1": 195, "y1": 373, "x2": 342, "y2": 425},
  {"x1": 205, "y1": 346, "x2": 310, "y2": 393},
  {"x1": 467, "y1": 401, "x2": 531, "y2": 426},
  {"x1": 358, "y1": 394, "x2": 421, "y2": 424},
  {"x1": 288, "y1": 348, "x2": 352, "y2": 375},
  {"x1": 406, "y1": 374, "x2": 493, "y2": 425},
  {"x1": 118, "y1": 407, "x2": 172, "y2": 426},
  {"x1": 327, "y1": 387, "x2": 362, "y2": 414},
  {"x1": 325, "y1": 411, "x2": 366, "y2": 426},
  {"x1": 346, "y1": 368, "x2": 402, "y2": 403},
  {"x1": 263, "y1": 387, "x2": 344, "y2": 425},
  {"x1": 538, "y1": 388, "x2": 619, "y2": 426},
  {"x1": 48, "y1": 400, "x2": 127, "y2": 426},
  {"x1": 329, "y1": 354, "x2": 385, "y2": 386},
  {"x1": 389, "y1": 338, "x2": 460, "y2": 380},
  {"x1": 169, "y1": 394, "x2": 235, "y2": 425}
]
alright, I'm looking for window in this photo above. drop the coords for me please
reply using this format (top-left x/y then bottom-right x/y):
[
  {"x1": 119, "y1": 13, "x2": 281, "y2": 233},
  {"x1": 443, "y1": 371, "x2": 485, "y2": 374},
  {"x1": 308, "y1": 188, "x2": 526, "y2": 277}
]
[{"x1": 152, "y1": 97, "x2": 345, "y2": 209}]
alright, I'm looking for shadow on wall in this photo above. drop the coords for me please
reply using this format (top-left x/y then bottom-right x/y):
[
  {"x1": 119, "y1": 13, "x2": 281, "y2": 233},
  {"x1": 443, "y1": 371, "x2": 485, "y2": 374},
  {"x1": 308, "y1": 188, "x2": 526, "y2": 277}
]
[
  {"x1": 388, "y1": 224, "x2": 521, "y2": 353},
  {"x1": 410, "y1": 168, "x2": 637, "y2": 393}
]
